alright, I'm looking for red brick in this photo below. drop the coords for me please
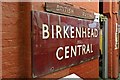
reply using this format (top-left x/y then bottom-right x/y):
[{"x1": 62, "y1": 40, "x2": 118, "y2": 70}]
[
  {"x1": 2, "y1": 38, "x2": 23, "y2": 47},
  {"x1": 2, "y1": 25, "x2": 16, "y2": 32},
  {"x1": 2, "y1": 32, "x2": 19, "y2": 39}
]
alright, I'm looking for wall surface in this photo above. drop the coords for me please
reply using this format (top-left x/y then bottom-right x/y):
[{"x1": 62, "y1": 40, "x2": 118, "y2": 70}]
[
  {"x1": 2, "y1": 2, "x2": 99, "y2": 78},
  {"x1": 2, "y1": 2, "x2": 31, "y2": 78}
]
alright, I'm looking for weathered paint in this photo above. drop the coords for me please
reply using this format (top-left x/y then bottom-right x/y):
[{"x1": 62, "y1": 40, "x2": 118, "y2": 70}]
[
  {"x1": 32, "y1": 11, "x2": 99, "y2": 77},
  {"x1": 103, "y1": 1, "x2": 119, "y2": 78}
]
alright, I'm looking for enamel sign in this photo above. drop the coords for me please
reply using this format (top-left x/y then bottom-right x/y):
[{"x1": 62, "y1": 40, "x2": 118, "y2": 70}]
[{"x1": 32, "y1": 11, "x2": 99, "y2": 77}]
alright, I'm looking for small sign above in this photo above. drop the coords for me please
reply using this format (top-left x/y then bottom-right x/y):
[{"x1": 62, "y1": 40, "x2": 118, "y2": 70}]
[{"x1": 45, "y1": 2, "x2": 95, "y2": 20}]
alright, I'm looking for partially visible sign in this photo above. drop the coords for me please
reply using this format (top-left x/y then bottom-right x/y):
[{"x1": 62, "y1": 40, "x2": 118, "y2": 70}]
[
  {"x1": 118, "y1": 25, "x2": 120, "y2": 33},
  {"x1": 45, "y1": 2, "x2": 95, "y2": 20},
  {"x1": 32, "y1": 11, "x2": 99, "y2": 77},
  {"x1": 115, "y1": 23, "x2": 119, "y2": 49}
]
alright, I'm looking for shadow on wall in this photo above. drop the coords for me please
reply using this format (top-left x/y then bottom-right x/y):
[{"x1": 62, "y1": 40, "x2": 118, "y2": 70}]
[{"x1": 18, "y1": 2, "x2": 32, "y2": 78}]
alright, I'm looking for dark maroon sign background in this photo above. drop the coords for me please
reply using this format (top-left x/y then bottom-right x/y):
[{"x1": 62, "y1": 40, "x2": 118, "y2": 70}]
[{"x1": 32, "y1": 11, "x2": 99, "y2": 77}]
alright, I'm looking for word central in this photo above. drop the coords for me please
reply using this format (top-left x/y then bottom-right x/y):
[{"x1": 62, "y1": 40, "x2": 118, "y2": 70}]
[
  {"x1": 56, "y1": 44, "x2": 93, "y2": 60},
  {"x1": 42, "y1": 24, "x2": 98, "y2": 39}
]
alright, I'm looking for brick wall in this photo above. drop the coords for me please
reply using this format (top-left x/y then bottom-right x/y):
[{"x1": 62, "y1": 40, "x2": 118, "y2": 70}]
[
  {"x1": 2, "y1": 2, "x2": 31, "y2": 78},
  {"x1": 2, "y1": 2, "x2": 99, "y2": 78}
]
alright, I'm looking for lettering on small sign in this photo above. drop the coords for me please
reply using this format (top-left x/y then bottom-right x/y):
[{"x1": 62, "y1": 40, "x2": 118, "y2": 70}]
[
  {"x1": 32, "y1": 11, "x2": 99, "y2": 77},
  {"x1": 56, "y1": 4, "x2": 74, "y2": 14},
  {"x1": 45, "y1": 2, "x2": 95, "y2": 20}
]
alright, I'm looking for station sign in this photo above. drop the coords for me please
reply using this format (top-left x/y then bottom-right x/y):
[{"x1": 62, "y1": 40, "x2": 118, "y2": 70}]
[{"x1": 32, "y1": 11, "x2": 99, "y2": 77}]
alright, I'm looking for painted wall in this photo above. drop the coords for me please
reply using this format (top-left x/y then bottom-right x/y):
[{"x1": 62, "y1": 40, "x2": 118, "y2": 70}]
[{"x1": 103, "y1": 1, "x2": 119, "y2": 78}]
